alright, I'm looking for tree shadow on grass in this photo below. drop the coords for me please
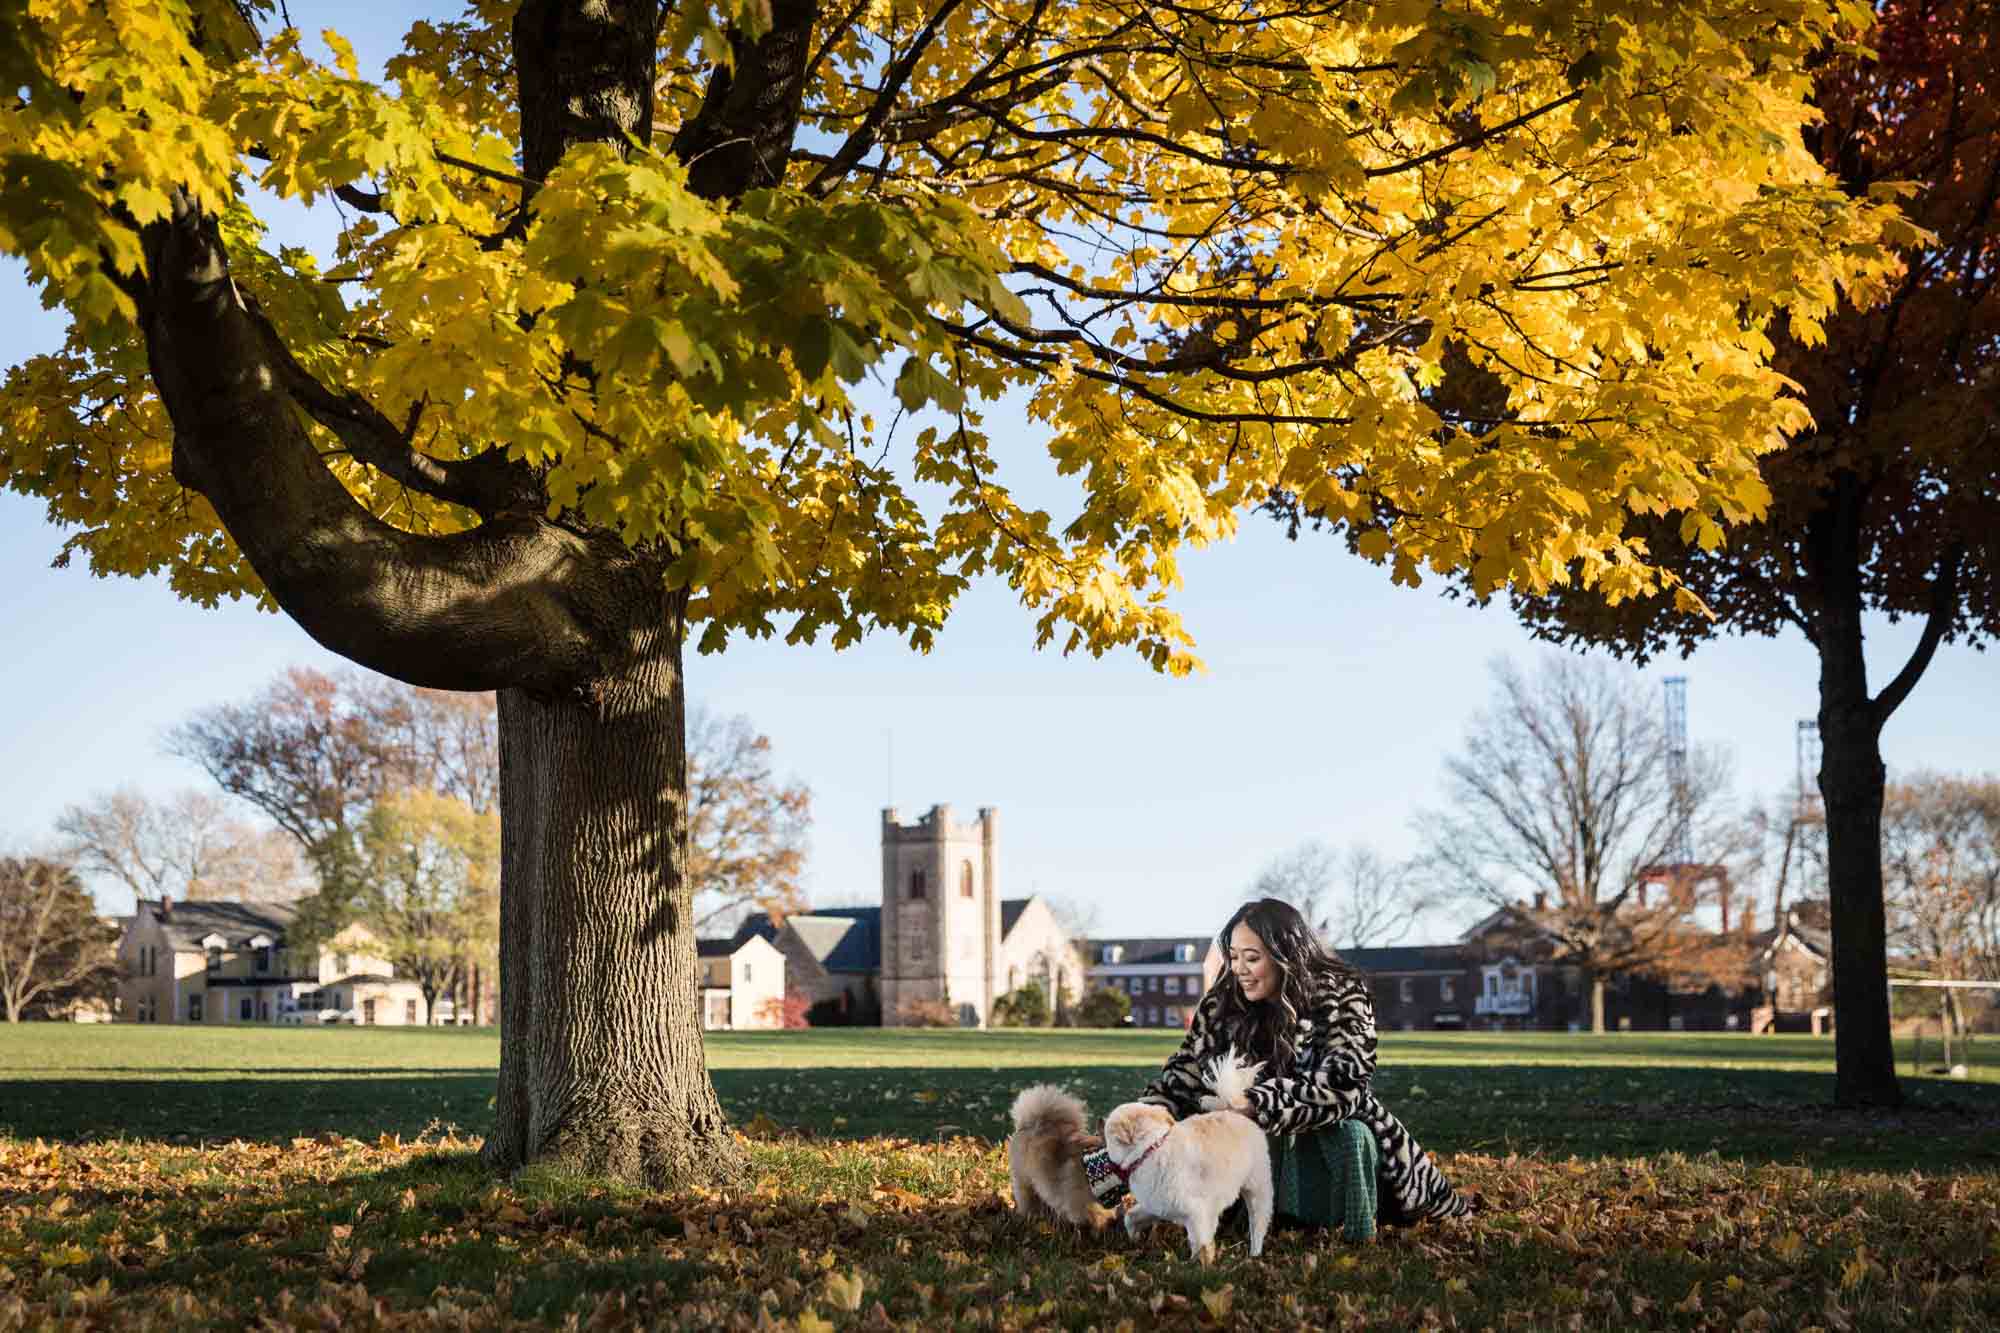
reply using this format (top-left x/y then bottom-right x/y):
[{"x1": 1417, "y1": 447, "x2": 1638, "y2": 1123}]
[
  {"x1": 7, "y1": 1062, "x2": 2000, "y2": 1173},
  {"x1": 0, "y1": 1074, "x2": 499, "y2": 1145}
]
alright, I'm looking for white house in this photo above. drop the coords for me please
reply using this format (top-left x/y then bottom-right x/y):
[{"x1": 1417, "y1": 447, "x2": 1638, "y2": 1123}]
[{"x1": 119, "y1": 898, "x2": 430, "y2": 1025}]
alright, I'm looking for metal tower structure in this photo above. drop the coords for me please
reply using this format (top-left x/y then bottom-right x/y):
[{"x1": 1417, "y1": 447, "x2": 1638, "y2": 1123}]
[{"x1": 1664, "y1": 675, "x2": 1692, "y2": 866}]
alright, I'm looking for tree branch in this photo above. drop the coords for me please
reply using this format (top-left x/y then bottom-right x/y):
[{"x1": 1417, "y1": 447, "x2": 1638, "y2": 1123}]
[
  {"x1": 1872, "y1": 543, "x2": 1965, "y2": 728},
  {"x1": 136, "y1": 188, "x2": 645, "y2": 696}
]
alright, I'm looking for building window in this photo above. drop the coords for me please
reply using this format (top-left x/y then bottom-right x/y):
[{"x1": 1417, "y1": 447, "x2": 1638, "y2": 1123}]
[
  {"x1": 960, "y1": 862, "x2": 975, "y2": 898},
  {"x1": 1165, "y1": 976, "x2": 1181, "y2": 995},
  {"x1": 255, "y1": 947, "x2": 271, "y2": 974},
  {"x1": 363, "y1": 998, "x2": 377, "y2": 1024},
  {"x1": 405, "y1": 999, "x2": 418, "y2": 1024},
  {"x1": 188, "y1": 994, "x2": 204, "y2": 1022},
  {"x1": 207, "y1": 946, "x2": 222, "y2": 973},
  {"x1": 239, "y1": 997, "x2": 253, "y2": 1021},
  {"x1": 909, "y1": 869, "x2": 926, "y2": 900},
  {"x1": 1150, "y1": 976, "x2": 1161, "y2": 992},
  {"x1": 1101, "y1": 944, "x2": 1123, "y2": 964},
  {"x1": 1185, "y1": 973, "x2": 1202, "y2": 995},
  {"x1": 1441, "y1": 977, "x2": 1455, "y2": 1003},
  {"x1": 1399, "y1": 977, "x2": 1414, "y2": 1004},
  {"x1": 335, "y1": 952, "x2": 350, "y2": 976},
  {"x1": 1165, "y1": 1007, "x2": 1181, "y2": 1026},
  {"x1": 1175, "y1": 943, "x2": 1196, "y2": 963}
]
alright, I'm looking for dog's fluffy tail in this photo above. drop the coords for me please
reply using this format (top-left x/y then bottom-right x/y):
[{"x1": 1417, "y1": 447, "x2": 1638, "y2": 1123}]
[
  {"x1": 1205, "y1": 1046, "x2": 1265, "y2": 1104},
  {"x1": 1010, "y1": 1084, "x2": 1088, "y2": 1138}
]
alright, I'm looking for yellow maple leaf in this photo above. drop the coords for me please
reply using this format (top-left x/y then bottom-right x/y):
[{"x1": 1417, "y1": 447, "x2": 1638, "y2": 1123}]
[
  {"x1": 1772, "y1": 1232, "x2": 1806, "y2": 1263},
  {"x1": 1200, "y1": 1285, "x2": 1234, "y2": 1319},
  {"x1": 824, "y1": 1269, "x2": 864, "y2": 1311},
  {"x1": 795, "y1": 1312, "x2": 836, "y2": 1333}
]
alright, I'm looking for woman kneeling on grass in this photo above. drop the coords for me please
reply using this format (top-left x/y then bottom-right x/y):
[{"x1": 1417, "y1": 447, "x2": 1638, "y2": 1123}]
[{"x1": 1087, "y1": 897, "x2": 1479, "y2": 1236}]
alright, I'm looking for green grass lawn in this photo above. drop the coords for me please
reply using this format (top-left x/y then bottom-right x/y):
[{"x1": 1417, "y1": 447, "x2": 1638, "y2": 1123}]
[
  {"x1": 5, "y1": 1024, "x2": 1997, "y2": 1171},
  {"x1": 5, "y1": 1026, "x2": 2000, "y2": 1329}
]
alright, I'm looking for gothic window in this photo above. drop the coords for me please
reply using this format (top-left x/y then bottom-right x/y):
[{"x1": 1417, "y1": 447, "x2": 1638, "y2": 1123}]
[
  {"x1": 1399, "y1": 977, "x2": 1414, "y2": 1004},
  {"x1": 960, "y1": 861, "x2": 974, "y2": 898},
  {"x1": 909, "y1": 869, "x2": 927, "y2": 900}
]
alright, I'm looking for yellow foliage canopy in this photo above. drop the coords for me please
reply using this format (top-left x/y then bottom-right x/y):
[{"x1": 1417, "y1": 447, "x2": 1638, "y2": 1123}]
[{"x1": 0, "y1": 0, "x2": 1920, "y2": 674}]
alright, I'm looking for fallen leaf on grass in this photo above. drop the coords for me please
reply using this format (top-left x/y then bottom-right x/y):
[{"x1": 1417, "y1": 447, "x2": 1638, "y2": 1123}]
[
  {"x1": 824, "y1": 1269, "x2": 864, "y2": 1311},
  {"x1": 1200, "y1": 1285, "x2": 1233, "y2": 1319}
]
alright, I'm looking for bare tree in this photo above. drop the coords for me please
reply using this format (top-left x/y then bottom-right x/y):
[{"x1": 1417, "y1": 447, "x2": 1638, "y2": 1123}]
[
  {"x1": 169, "y1": 668, "x2": 500, "y2": 855},
  {"x1": 1882, "y1": 773, "x2": 2000, "y2": 1041},
  {"x1": 0, "y1": 856, "x2": 120, "y2": 1022},
  {"x1": 1421, "y1": 656, "x2": 1749, "y2": 1031},
  {"x1": 56, "y1": 788, "x2": 309, "y2": 905},
  {"x1": 685, "y1": 708, "x2": 811, "y2": 934},
  {"x1": 1251, "y1": 840, "x2": 1434, "y2": 950}
]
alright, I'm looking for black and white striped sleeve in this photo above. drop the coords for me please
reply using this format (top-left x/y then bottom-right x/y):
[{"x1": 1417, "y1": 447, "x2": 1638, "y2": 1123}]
[{"x1": 1242, "y1": 974, "x2": 1379, "y2": 1135}]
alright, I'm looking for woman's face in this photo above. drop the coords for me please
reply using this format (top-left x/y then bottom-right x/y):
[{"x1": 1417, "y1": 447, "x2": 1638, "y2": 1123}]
[{"x1": 1228, "y1": 921, "x2": 1278, "y2": 1004}]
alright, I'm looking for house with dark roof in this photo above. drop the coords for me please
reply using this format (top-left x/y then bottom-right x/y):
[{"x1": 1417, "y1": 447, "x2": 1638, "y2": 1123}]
[
  {"x1": 1084, "y1": 936, "x2": 1221, "y2": 1029},
  {"x1": 119, "y1": 896, "x2": 430, "y2": 1025},
  {"x1": 695, "y1": 932, "x2": 785, "y2": 1029},
  {"x1": 1747, "y1": 908, "x2": 1833, "y2": 1033}
]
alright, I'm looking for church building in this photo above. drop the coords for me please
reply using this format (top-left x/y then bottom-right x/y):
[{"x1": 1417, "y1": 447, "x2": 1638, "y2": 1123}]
[{"x1": 739, "y1": 803, "x2": 1084, "y2": 1027}]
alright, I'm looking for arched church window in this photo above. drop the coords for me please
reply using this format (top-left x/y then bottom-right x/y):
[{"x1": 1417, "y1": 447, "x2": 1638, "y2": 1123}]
[
  {"x1": 960, "y1": 861, "x2": 975, "y2": 898},
  {"x1": 909, "y1": 869, "x2": 926, "y2": 900}
]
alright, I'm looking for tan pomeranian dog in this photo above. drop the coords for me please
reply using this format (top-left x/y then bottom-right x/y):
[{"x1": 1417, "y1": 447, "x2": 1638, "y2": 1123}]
[
  {"x1": 1101, "y1": 1049, "x2": 1272, "y2": 1263},
  {"x1": 1007, "y1": 1085, "x2": 1116, "y2": 1231}
]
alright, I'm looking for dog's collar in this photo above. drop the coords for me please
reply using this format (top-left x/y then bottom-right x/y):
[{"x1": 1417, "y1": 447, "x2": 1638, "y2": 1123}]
[{"x1": 1106, "y1": 1128, "x2": 1170, "y2": 1186}]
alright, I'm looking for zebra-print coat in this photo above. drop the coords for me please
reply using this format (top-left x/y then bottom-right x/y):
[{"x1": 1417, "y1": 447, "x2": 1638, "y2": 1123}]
[{"x1": 1140, "y1": 971, "x2": 1472, "y2": 1223}]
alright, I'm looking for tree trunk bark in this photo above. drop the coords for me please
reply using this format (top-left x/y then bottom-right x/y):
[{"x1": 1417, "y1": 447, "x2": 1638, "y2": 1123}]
[
  {"x1": 1590, "y1": 972, "x2": 1606, "y2": 1034},
  {"x1": 482, "y1": 592, "x2": 744, "y2": 1187},
  {"x1": 1816, "y1": 539, "x2": 1904, "y2": 1107}
]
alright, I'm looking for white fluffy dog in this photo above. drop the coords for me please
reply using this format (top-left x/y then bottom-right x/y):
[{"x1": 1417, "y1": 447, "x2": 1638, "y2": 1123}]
[{"x1": 1100, "y1": 1049, "x2": 1272, "y2": 1263}]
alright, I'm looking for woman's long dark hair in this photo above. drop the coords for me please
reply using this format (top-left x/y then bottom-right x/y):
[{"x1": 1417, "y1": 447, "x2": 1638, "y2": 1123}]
[{"x1": 1209, "y1": 897, "x2": 1360, "y2": 1076}]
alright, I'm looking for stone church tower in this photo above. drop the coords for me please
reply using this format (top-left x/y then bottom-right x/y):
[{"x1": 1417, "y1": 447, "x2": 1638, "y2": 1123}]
[{"x1": 880, "y1": 805, "x2": 999, "y2": 1027}]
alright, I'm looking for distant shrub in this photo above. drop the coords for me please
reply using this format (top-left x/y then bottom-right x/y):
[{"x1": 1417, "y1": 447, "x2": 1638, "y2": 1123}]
[
  {"x1": 1074, "y1": 986, "x2": 1132, "y2": 1028},
  {"x1": 755, "y1": 991, "x2": 813, "y2": 1029},
  {"x1": 897, "y1": 998, "x2": 960, "y2": 1028},
  {"x1": 806, "y1": 995, "x2": 855, "y2": 1027},
  {"x1": 991, "y1": 981, "x2": 1050, "y2": 1027}
]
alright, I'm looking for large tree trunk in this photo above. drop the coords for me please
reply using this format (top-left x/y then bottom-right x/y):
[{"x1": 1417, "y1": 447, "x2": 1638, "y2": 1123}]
[
  {"x1": 1813, "y1": 483, "x2": 1904, "y2": 1108},
  {"x1": 1589, "y1": 971, "x2": 1606, "y2": 1034},
  {"x1": 482, "y1": 593, "x2": 744, "y2": 1187}
]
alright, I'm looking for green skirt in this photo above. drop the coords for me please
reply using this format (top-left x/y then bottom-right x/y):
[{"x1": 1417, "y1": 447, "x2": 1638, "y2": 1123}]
[{"x1": 1270, "y1": 1120, "x2": 1379, "y2": 1243}]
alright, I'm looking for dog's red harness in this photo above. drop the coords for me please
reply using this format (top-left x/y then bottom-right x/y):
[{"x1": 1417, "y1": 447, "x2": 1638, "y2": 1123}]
[{"x1": 1106, "y1": 1129, "x2": 1170, "y2": 1186}]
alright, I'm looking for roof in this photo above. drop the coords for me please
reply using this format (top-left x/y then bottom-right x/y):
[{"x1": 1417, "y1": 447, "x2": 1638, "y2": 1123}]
[
  {"x1": 783, "y1": 907, "x2": 881, "y2": 972},
  {"x1": 1339, "y1": 945, "x2": 1464, "y2": 974},
  {"x1": 1750, "y1": 913, "x2": 1831, "y2": 962},
  {"x1": 1001, "y1": 897, "x2": 1032, "y2": 938},
  {"x1": 696, "y1": 937, "x2": 739, "y2": 958},
  {"x1": 143, "y1": 899, "x2": 298, "y2": 952},
  {"x1": 1085, "y1": 937, "x2": 1212, "y2": 966}
]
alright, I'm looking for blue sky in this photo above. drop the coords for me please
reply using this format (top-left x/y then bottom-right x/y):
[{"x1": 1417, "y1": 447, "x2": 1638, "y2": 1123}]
[{"x1": 3, "y1": 6, "x2": 1994, "y2": 939}]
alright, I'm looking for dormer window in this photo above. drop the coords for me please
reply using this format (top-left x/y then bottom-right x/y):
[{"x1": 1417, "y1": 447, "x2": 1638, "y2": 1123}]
[
  {"x1": 1174, "y1": 943, "x2": 1196, "y2": 963},
  {"x1": 206, "y1": 946, "x2": 222, "y2": 973},
  {"x1": 255, "y1": 947, "x2": 271, "y2": 974},
  {"x1": 1101, "y1": 944, "x2": 1123, "y2": 964}
]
